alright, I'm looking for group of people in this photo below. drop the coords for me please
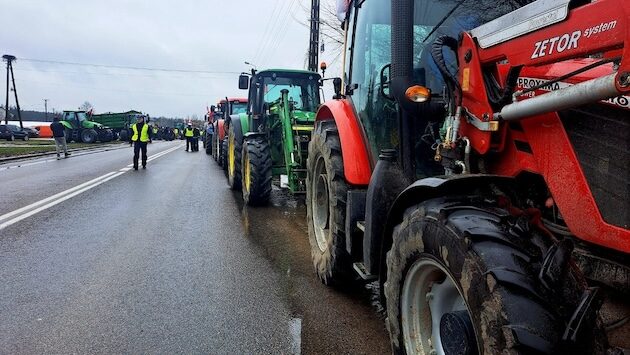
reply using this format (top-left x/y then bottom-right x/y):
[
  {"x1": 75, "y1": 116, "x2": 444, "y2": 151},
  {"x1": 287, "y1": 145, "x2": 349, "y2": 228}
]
[
  {"x1": 184, "y1": 123, "x2": 201, "y2": 152},
  {"x1": 51, "y1": 116, "x2": 205, "y2": 171}
]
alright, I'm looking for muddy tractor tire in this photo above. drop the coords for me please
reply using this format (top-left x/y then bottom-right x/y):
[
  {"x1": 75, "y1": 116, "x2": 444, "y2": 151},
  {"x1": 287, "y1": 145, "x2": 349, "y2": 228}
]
[
  {"x1": 119, "y1": 129, "x2": 129, "y2": 141},
  {"x1": 81, "y1": 129, "x2": 98, "y2": 143},
  {"x1": 99, "y1": 130, "x2": 114, "y2": 142},
  {"x1": 227, "y1": 121, "x2": 243, "y2": 190},
  {"x1": 306, "y1": 120, "x2": 353, "y2": 286},
  {"x1": 384, "y1": 196, "x2": 606, "y2": 355},
  {"x1": 205, "y1": 135, "x2": 212, "y2": 155},
  {"x1": 65, "y1": 129, "x2": 74, "y2": 143},
  {"x1": 221, "y1": 138, "x2": 228, "y2": 174},
  {"x1": 242, "y1": 136, "x2": 272, "y2": 206}
]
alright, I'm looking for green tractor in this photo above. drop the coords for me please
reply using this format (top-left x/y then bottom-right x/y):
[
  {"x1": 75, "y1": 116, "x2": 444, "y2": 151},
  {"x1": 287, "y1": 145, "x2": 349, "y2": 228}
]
[
  {"x1": 226, "y1": 69, "x2": 321, "y2": 205},
  {"x1": 60, "y1": 110, "x2": 114, "y2": 143}
]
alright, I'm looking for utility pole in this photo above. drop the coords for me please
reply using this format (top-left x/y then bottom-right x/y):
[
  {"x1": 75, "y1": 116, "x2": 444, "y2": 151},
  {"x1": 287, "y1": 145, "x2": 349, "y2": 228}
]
[
  {"x1": 3, "y1": 54, "x2": 23, "y2": 128},
  {"x1": 44, "y1": 99, "x2": 49, "y2": 121},
  {"x1": 307, "y1": 0, "x2": 320, "y2": 72}
]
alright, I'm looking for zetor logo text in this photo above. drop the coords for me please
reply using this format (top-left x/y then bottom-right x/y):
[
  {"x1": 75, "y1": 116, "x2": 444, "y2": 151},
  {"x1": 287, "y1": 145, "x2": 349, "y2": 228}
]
[{"x1": 531, "y1": 20, "x2": 617, "y2": 59}]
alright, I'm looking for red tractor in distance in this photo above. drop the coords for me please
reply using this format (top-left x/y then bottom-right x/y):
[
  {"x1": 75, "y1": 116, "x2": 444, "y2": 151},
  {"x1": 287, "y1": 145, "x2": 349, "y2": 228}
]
[
  {"x1": 306, "y1": 0, "x2": 629, "y2": 353},
  {"x1": 207, "y1": 97, "x2": 248, "y2": 169}
]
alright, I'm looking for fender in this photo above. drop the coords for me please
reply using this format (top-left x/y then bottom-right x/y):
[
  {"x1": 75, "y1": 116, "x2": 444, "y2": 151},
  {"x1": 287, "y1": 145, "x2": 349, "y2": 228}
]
[
  {"x1": 315, "y1": 99, "x2": 371, "y2": 186},
  {"x1": 216, "y1": 119, "x2": 225, "y2": 141},
  {"x1": 379, "y1": 175, "x2": 517, "y2": 279},
  {"x1": 226, "y1": 113, "x2": 249, "y2": 139}
]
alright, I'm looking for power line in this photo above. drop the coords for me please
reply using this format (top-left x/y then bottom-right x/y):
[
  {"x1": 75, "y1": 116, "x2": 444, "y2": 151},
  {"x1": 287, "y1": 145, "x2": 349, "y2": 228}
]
[
  {"x1": 255, "y1": 0, "x2": 296, "y2": 66},
  {"x1": 18, "y1": 68, "x2": 235, "y2": 80},
  {"x1": 17, "y1": 57, "x2": 241, "y2": 75}
]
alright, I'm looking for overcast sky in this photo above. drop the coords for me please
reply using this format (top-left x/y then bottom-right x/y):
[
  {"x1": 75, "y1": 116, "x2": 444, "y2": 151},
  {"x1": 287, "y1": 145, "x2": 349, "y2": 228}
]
[{"x1": 1, "y1": 0, "x2": 342, "y2": 118}]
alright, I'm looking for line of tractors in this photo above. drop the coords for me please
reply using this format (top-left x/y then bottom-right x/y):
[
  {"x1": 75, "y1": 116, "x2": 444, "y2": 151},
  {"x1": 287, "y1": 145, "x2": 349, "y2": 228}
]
[{"x1": 206, "y1": 1, "x2": 629, "y2": 354}]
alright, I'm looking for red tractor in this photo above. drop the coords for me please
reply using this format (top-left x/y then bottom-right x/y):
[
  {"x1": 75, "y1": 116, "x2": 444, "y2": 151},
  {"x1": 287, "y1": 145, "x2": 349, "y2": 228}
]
[
  {"x1": 208, "y1": 98, "x2": 248, "y2": 169},
  {"x1": 306, "y1": 0, "x2": 629, "y2": 353}
]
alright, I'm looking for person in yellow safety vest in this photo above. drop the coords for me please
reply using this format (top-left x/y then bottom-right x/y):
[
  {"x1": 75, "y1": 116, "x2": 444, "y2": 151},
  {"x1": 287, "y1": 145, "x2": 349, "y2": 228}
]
[
  {"x1": 184, "y1": 124, "x2": 194, "y2": 152},
  {"x1": 130, "y1": 115, "x2": 152, "y2": 170},
  {"x1": 152, "y1": 126, "x2": 159, "y2": 139}
]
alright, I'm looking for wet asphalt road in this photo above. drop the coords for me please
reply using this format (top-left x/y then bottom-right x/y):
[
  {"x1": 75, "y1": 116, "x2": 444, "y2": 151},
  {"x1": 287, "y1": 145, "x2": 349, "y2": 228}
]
[{"x1": 0, "y1": 141, "x2": 390, "y2": 354}]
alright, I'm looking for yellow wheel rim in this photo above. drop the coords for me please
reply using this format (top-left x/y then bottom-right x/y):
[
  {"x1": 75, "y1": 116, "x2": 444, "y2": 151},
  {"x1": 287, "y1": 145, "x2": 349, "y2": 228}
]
[
  {"x1": 228, "y1": 133, "x2": 235, "y2": 177},
  {"x1": 244, "y1": 152, "x2": 251, "y2": 193}
]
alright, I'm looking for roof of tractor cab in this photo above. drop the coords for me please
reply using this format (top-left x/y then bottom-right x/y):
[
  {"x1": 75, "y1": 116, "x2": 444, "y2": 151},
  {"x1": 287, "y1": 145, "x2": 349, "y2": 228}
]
[
  {"x1": 256, "y1": 69, "x2": 320, "y2": 77},
  {"x1": 219, "y1": 97, "x2": 248, "y2": 103}
]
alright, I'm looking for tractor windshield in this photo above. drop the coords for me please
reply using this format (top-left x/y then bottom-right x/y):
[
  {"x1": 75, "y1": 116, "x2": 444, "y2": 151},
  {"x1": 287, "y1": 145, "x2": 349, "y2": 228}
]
[
  {"x1": 230, "y1": 102, "x2": 248, "y2": 115},
  {"x1": 261, "y1": 74, "x2": 321, "y2": 113},
  {"x1": 76, "y1": 112, "x2": 88, "y2": 122},
  {"x1": 345, "y1": 0, "x2": 536, "y2": 166}
]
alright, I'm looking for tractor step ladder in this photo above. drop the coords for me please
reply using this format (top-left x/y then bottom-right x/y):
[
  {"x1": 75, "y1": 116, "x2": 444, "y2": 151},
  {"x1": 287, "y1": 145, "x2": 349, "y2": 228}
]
[
  {"x1": 353, "y1": 262, "x2": 377, "y2": 281},
  {"x1": 353, "y1": 221, "x2": 377, "y2": 281}
]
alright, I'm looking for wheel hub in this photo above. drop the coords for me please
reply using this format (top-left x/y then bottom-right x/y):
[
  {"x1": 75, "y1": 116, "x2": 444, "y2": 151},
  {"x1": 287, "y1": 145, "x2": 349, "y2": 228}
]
[
  {"x1": 401, "y1": 258, "x2": 475, "y2": 355},
  {"x1": 440, "y1": 310, "x2": 477, "y2": 355}
]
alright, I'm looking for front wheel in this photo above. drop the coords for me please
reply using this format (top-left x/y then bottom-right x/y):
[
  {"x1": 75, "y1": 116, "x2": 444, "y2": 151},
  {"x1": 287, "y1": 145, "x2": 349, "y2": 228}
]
[
  {"x1": 242, "y1": 136, "x2": 272, "y2": 206},
  {"x1": 385, "y1": 196, "x2": 606, "y2": 355},
  {"x1": 227, "y1": 122, "x2": 243, "y2": 190},
  {"x1": 81, "y1": 129, "x2": 97, "y2": 143},
  {"x1": 306, "y1": 120, "x2": 353, "y2": 286},
  {"x1": 22, "y1": 134, "x2": 28, "y2": 141}
]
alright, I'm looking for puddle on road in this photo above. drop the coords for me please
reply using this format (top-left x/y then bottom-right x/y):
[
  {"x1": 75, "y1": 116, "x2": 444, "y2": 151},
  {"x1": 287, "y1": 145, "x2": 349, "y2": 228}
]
[{"x1": 231, "y1": 188, "x2": 390, "y2": 354}]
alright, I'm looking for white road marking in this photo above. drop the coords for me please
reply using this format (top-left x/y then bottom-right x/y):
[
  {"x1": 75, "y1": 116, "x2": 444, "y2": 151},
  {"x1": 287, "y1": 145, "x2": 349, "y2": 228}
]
[
  {"x1": 289, "y1": 317, "x2": 302, "y2": 355},
  {"x1": 0, "y1": 172, "x2": 117, "y2": 224},
  {"x1": 0, "y1": 144, "x2": 182, "y2": 231}
]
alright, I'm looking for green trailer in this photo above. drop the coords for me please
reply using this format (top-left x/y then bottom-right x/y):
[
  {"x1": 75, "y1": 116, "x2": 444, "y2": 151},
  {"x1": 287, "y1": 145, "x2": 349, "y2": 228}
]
[
  {"x1": 226, "y1": 69, "x2": 321, "y2": 205},
  {"x1": 91, "y1": 110, "x2": 142, "y2": 141}
]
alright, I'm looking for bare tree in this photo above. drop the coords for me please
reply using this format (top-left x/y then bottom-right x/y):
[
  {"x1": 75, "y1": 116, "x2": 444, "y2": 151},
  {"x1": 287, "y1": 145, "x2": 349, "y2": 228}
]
[
  {"x1": 296, "y1": 0, "x2": 345, "y2": 66},
  {"x1": 79, "y1": 101, "x2": 93, "y2": 112}
]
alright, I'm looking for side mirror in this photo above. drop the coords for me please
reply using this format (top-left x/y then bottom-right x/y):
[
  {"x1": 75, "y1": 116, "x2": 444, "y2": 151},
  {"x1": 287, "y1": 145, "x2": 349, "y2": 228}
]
[
  {"x1": 333, "y1": 78, "x2": 342, "y2": 99},
  {"x1": 238, "y1": 75, "x2": 249, "y2": 90},
  {"x1": 380, "y1": 64, "x2": 394, "y2": 101}
]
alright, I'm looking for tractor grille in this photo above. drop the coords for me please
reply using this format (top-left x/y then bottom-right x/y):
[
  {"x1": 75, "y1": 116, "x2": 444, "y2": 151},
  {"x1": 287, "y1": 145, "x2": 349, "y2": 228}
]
[{"x1": 560, "y1": 104, "x2": 629, "y2": 229}]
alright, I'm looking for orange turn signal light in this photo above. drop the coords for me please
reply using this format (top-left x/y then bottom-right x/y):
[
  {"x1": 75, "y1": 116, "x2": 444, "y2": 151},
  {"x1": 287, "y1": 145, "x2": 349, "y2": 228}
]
[{"x1": 405, "y1": 85, "x2": 431, "y2": 103}]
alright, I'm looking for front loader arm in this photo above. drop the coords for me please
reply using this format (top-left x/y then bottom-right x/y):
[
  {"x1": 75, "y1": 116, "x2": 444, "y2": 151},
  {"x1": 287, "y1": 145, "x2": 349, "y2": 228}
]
[{"x1": 458, "y1": 0, "x2": 630, "y2": 154}]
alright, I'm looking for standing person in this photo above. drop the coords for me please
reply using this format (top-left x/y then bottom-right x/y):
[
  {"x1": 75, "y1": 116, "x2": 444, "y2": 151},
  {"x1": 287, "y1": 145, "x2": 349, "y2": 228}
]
[
  {"x1": 205, "y1": 122, "x2": 214, "y2": 155},
  {"x1": 184, "y1": 123, "x2": 194, "y2": 151},
  {"x1": 130, "y1": 115, "x2": 152, "y2": 170},
  {"x1": 50, "y1": 116, "x2": 70, "y2": 160},
  {"x1": 192, "y1": 126, "x2": 200, "y2": 152}
]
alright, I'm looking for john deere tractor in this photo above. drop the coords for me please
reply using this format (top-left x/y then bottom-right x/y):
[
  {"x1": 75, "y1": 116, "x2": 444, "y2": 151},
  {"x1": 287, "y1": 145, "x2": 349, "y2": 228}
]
[
  {"x1": 60, "y1": 110, "x2": 114, "y2": 143},
  {"x1": 225, "y1": 69, "x2": 321, "y2": 205}
]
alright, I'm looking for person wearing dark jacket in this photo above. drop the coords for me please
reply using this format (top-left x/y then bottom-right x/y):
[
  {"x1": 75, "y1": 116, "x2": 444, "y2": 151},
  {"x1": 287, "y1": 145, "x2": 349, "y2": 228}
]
[
  {"x1": 130, "y1": 115, "x2": 152, "y2": 170},
  {"x1": 192, "y1": 126, "x2": 200, "y2": 152},
  {"x1": 50, "y1": 116, "x2": 70, "y2": 159}
]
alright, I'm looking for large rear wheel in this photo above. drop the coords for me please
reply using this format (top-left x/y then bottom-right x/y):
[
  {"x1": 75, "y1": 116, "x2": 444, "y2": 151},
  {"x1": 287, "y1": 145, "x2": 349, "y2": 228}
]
[
  {"x1": 306, "y1": 120, "x2": 353, "y2": 286},
  {"x1": 227, "y1": 122, "x2": 243, "y2": 190},
  {"x1": 385, "y1": 196, "x2": 606, "y2": 355},
  {"x1": 242, "y1": 136, "x2": 272, "y2": 206}
]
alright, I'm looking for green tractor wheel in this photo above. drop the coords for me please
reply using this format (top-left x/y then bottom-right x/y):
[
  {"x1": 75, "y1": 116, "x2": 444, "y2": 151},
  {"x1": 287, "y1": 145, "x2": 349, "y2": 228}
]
[
  {"x1": 81, "y1": 129, "x2": 98, "y2": 143},
  {"x1": 227, "y1": 122, "x2": 243, "y2": 190},
  {"x1": 222, "y1": 138, "x2": 228, "y2": 175},
  {"x1": 242, "y1": 136, "x2": 272, "y2": 206},
  {"x1": 65, "y1": 129, "x2": 74, "y2": 143}
]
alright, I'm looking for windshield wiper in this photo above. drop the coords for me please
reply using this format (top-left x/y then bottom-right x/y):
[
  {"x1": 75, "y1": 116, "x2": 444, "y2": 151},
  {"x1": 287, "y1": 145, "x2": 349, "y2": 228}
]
[{"x1": 421, "y1": 0, "x2": 467, "y2": 43}]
